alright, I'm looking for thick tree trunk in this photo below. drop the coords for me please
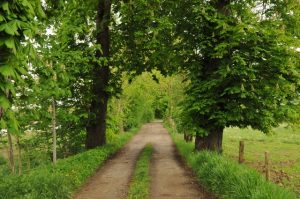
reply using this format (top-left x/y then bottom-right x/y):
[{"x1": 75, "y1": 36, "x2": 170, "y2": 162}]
[
  {"x1": 195, "y1": 127, "x2": 224, "y2": 153},
  {"x1": 7, "y1": 133, "x2": 15, "y2": 174},
  {"x1": 86, "y1": 0, "x2": 111, "y2": 149},
  {"x1": 194, "y1": 0, "x2": 229, "y2": 154}
]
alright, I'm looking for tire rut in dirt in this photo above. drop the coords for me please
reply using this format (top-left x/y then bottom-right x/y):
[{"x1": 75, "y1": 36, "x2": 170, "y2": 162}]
[
  {"x1": 73, "y1": 123, "x2": 214, "y2": 199},
  {"x1": 149, "y1": 123, "x2": 214, "y2": 199}
]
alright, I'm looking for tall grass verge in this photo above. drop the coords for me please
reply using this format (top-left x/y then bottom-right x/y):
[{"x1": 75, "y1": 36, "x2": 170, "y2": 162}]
[
  {"x1": 168, "y1": 128, "x2": 298, "y2": 199},
  {"x1": 0, "y1": 127, "x2": 139, "y2": 199},
  {"x1": 127, "y1": 144, "x2": 153, "y2": 199}
]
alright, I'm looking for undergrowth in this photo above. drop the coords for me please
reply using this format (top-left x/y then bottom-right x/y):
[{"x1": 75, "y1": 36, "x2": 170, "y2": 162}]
[{"x1": 0, "y1": 128, "x2": 138, "y2": 199}]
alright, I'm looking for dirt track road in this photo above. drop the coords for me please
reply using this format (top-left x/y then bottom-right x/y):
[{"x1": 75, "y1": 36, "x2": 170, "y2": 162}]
[{"x1": 74, "y1": 122, "x2": 213, "y2": 199}]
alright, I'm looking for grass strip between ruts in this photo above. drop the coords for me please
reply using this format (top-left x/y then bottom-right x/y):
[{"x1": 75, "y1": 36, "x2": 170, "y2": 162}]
[{"x1": 127, "y1": 144, "x2": 153, "y2": 199}]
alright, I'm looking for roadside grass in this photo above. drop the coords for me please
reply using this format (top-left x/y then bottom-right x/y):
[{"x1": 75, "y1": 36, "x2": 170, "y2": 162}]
[
  {"x1": 127, "y1": 144, "x2": 153, "y2": 199},
  {"x1": 168, "y1": 128, "x2": 299, "y2": 199},
  {"x1": 0, "y1": 127, "x2": 139, "y2": 199},
  {"x1": 223, "y1": 126, "x2": 300, "y2": 195}
]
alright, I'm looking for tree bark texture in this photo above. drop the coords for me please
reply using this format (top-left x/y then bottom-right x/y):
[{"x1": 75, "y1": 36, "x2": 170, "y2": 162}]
[
  {"x1": 195, "y1": 127, "x2": 224, "y2": 153},
  {"x1": 86, "y1": 0, "x2": 111, "y2": 149}
]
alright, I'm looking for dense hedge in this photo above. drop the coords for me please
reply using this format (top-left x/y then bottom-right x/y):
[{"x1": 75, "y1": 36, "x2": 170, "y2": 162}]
[
  {"x1": 170, "y1": 131, "x2": 298, "y2": 199},
  {"x1": 0, "y1": 129, "x2": 137, "y2": 199}
]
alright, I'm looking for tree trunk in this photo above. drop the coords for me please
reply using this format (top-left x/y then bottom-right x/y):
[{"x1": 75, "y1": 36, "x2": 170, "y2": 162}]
[
  {"x1": 16, "y1": 136, "x2": 22, "y2": 175},
  {"x1": 86, "y1": 0, "x2": 111, "y2": 149},
  {"x1": 7, "y1": 133, "x2": 15, "y2": 174},
  {"x1": 184, "y1": 132, "x2": 193, "y2": 142},
  {"x1": 193, "y1": 0, "x2": 230, "y2": 154},
  {"x1": 214, "y1": 0, "x2": 230, "y2": 15},
  {"x1": 195, "y1": 127, "x2": 224, "y2": 153},
  {"x1": 52, "y1": 98, "x2": 57, "y2": 164}
]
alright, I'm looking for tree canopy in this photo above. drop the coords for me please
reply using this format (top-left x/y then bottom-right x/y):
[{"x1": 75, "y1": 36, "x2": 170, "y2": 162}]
[{"x1": 0, "y1": 0, "x2": 299, "y2": 159}]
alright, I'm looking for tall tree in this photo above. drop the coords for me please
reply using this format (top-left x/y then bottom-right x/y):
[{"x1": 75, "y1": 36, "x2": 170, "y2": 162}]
[
  {"x1": 86, "y1": 0, "x2": 112, "y2": 148},
  {"x1": 174, "y1": 0, "x2": 300, "y2": 152},
  {"x1": 43, "y1": 0, "x2": 176, "y2": 149}
]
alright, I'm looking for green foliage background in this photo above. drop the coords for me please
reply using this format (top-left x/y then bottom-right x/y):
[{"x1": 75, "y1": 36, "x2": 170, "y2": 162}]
[{"x1": 0, "y1": 0, "x2": 300, "y2": 197}]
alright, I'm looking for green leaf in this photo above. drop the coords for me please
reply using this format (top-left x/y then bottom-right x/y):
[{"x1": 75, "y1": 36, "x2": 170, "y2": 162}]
[
  {"x1": 37, "y1": 4, "x2": 46, "y2": 18},
  {"x1": 21, "y1": 0, "x2": 35, "y2": 16},
  {"x1": 0, "y1": 64, "x2": 17, "y2": 77},
  {"x1": 4, "y1": 37, "x2": 14, "y2": 48},
  {"x1": 0, "y1": 95, "x2": 10, "y2": 110},
  {"x1": 23, "y1": 29, "x2": 32, "y2": 37},
  {"x1": 4, "y1": 37, "x2": 16, "y2": 53},
  {"x1": 16, "y1": 66, "x2": 27, "y2": 75},
  {"x1": 5, "y1": 25, "x2": 14, "y2": 35},
  {"x1": 2, "y1": 2, "x2": 9, "y2": 13},
  {"x1": 5, "y1": 21, "x2": 19, "y2": 36}
]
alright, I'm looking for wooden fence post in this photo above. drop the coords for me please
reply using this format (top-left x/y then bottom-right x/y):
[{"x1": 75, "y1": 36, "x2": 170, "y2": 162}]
[
  {"x1": 265, "y1": 151, "x2": 270, "y2": 181},
  {"x1": 239, "y1": 141, "x2": 244, "y2": 164}
]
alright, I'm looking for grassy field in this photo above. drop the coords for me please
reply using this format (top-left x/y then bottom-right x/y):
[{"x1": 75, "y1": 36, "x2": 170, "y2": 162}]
[{"x1": 223, "y1": 125, "x2": 300, "y2": 196}]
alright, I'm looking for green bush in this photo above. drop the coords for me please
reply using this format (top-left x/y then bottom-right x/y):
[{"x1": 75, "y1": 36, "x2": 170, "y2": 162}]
[
  {"x1": 170, "y1": 131, "x2": 298, "y2": 199},
  {"x1": 0, "y1": 130, "x2": 137, "y2": 199}
]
